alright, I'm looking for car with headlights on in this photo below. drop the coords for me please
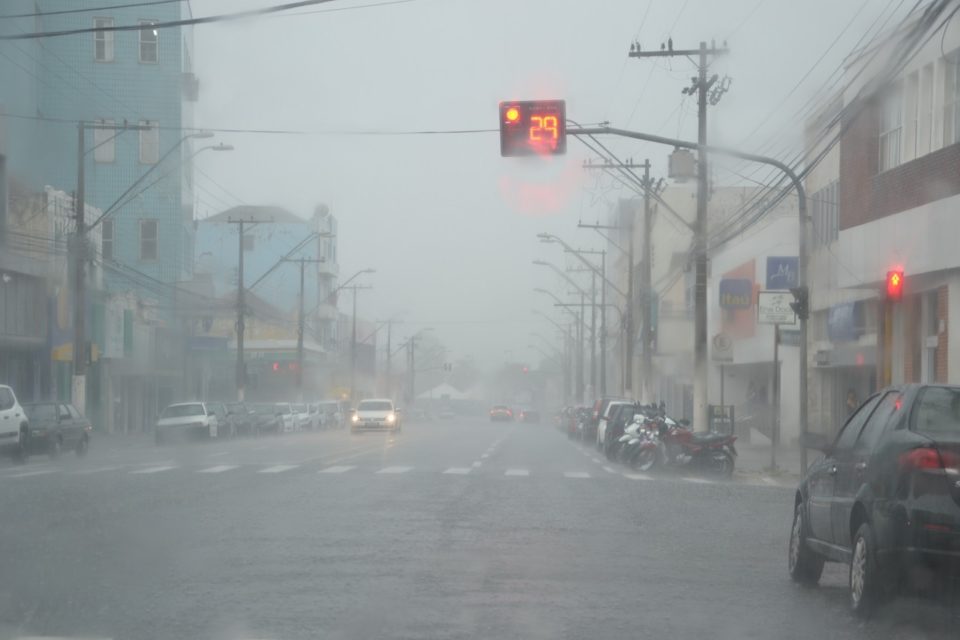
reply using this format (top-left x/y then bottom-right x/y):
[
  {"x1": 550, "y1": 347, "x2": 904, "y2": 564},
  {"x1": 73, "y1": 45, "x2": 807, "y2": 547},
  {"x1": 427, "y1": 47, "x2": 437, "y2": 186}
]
[
  {"x1": 22, "y1": 402, "x2": 92, "y2": 458},
  {"x1": 789, "y1": 384, "x2": 960, "y2": 617},
  {"x1": 351, "y1": 398, "x2": 400, "y2": 433},
  {"x1": 155, "y1": 402, "x2": 221, "y2": 444},
  {"x1": 489, "y1": 405, "x2": 513, "y2": 422}
]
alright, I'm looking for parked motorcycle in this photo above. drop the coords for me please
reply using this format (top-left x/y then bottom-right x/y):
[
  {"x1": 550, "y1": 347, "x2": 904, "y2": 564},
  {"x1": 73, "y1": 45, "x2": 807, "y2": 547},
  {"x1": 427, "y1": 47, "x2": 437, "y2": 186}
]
[{"x1": 653, "y1": 419, "x2": 737, "y2": 476}]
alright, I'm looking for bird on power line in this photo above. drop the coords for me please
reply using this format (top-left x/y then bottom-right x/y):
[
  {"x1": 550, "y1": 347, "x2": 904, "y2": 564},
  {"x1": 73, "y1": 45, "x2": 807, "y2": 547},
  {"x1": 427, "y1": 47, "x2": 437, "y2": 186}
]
[{"x1": 668, "y1": 37, "x2": 673, "y2": 51}]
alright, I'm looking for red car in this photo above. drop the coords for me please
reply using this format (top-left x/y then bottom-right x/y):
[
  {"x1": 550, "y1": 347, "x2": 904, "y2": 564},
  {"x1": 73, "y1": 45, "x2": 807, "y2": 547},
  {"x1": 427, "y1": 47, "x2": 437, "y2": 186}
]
[{"x1": 489, "y1": 405, "x2": 514, "y2": 422}]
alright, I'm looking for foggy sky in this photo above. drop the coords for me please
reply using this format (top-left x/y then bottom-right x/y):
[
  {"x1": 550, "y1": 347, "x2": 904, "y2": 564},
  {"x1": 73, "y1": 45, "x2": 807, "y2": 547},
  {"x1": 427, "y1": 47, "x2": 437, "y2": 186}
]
[{"x1": 192, "y1": 0, "x2": 903, "y2": 370}]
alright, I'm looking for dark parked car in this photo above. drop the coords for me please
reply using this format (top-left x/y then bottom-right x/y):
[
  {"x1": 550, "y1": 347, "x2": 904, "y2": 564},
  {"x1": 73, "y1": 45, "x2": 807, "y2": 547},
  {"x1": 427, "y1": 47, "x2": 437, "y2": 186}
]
[
  {"x1": 789, "y1": 384, "x2": 960, "y2": 616},
  {"x1": 249, "y1": 403, "x2": 284, "y2": 435},
  {"x1": 22, "y1": 402, "x2": 91, "y2": 458},
  {"x1": 226, "y1": 402, "x2": 257, "y2": 436},
  {"x1": 518, "y1": 409, "x2": 540, "y2": 423}
]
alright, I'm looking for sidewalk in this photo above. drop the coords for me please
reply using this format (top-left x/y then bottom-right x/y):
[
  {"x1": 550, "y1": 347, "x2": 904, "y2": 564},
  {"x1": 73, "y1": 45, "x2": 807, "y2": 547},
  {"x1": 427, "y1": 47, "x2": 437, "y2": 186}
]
[{"x1": 735, "y1": 442, "x2": 804, "y2": 485}]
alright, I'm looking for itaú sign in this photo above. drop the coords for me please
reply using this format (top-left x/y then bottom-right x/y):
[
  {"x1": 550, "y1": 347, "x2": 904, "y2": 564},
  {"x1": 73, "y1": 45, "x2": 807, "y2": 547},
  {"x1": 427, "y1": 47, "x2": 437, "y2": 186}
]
[{"x1": 718, "y1": 278, "x2": 753, "y2": 309}]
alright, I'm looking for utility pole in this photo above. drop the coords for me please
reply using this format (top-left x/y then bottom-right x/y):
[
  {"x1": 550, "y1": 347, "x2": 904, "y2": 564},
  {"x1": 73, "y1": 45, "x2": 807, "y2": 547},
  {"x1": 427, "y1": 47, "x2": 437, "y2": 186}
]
[
  {"x1": 386, "y1": 320, "x2": 393, "y2": 398},
  {"x1": 342, "y1": 284, "x2": 372, "y2": 403},
  {"x1": 227, "y1": 216, "x2": 258, "y2": 401},
  {"x1": 282, "y1": 257, "x2": 324, "y2": 401},
  {"x1": 629, "y1": 38, "x2": 730, "y2": 430},
  {"x1": 590, "y1": 269, "x2": 597, "y2": 398},
  {"x1": 600, "y1": 250, "x2": 606, "y2": 395}
]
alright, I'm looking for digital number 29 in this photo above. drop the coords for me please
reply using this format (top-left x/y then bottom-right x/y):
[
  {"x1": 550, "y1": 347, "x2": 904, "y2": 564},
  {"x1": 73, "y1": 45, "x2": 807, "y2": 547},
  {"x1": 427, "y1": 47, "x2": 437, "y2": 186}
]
[{"x1": 529, "y1": 115, "x2": 559, "y2": 143}]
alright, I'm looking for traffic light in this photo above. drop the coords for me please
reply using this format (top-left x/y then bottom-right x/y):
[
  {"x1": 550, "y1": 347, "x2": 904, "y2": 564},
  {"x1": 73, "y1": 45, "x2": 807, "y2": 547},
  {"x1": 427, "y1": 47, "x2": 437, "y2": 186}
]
[
  {"x1": 522, "y1": 366, "x2": 529, "y2": 374},
  {"x1": 886, "y1": 269, "x2": 904, "y2": 301},
  {"x1": 789, "y1": 286, "x2": 809, "y2": 321},
  {"x1": 499, "y1": 100, "x2": 567, "y2": 157}
]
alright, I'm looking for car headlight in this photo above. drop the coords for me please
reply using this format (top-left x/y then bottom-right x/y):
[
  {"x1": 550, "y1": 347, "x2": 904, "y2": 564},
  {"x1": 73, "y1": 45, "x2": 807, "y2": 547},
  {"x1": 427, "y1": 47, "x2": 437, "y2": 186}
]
[
  {"x1": 351, "y1": 414, "x2": 359, "y2": 423},
  {"x1": 386, "y1": 413, "x2": 396, "y2": 423}
]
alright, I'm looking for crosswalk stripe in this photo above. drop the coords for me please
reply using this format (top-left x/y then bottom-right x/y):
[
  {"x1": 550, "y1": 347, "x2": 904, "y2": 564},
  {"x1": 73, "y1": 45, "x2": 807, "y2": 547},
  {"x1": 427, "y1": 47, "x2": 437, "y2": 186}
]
[
  {"x1": 601, "y1": 466, "x2": 618, "y2": 474},
  {"x1": 623, "y1": 473, "x2": 654, "y2": 481},
  {"x1": 130, "y1": 466, "x2": 176, "y2": 474},
  {"x1": 443, "y1": 467, "x2": 471, "y2": 475},
  {"x1": 259, "y1": 465, "x2": 299, "y2": 474},
  {"x1": 197, "y1": 465, "x2": 238, "y2": 474},
  {"x1": 504, "y1": 469, "x2": 529, "y2": 476},
  {"x1": 563, "y1": 471, "x2": 590, "y2": 479},
  {"x1": 319, "y1": 465, "x2": 355, "y2": 474},
  {"x1": 5, "y1": 469, "x2": 59, "y2": 478},
  {"x1": 73, "y1": 466, "x2": 122, "y2": 475},
  {"x1": 682, "y1": 477, "x2": 715, "y2": 484},
  {"x1": 471, "y1": 461, "x2": 482, "y2": 467},
  {"x1": 376, "y1": 466, "x2": 412, "y2": 474}
]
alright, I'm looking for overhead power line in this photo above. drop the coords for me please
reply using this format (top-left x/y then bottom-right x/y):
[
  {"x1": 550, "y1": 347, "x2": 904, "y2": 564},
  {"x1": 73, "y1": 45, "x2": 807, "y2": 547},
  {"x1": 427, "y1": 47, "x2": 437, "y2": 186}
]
[{"x1": 0, "y1": 0, "x2": 413, "y2": 40}]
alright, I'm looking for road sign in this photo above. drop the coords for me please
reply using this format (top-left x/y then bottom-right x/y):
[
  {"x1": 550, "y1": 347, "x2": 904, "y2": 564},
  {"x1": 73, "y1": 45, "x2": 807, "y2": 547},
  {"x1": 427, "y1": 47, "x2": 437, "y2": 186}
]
[
  {"x1": 499, "y1": 100, "x2": 566, "y2": 156},
  {"x1": 757, "y1": 290, "x2": 797, "y2": 325},
  {"x1": 711, "y1": 333, "x2": 733, "y2": 362},
  {"x1": 719, "y1": 278, "x2": 752, "y2": 309}
]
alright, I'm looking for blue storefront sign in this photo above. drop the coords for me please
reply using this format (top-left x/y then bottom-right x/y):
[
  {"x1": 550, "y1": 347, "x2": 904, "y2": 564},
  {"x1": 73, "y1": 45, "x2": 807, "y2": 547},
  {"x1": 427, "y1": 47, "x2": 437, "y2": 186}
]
[
  {"x1": 766, "y1": 256, "x2": 799, "y2": 290},
  {"x1": 719, "y1": 278, "x2": 753, "y2": 309}
]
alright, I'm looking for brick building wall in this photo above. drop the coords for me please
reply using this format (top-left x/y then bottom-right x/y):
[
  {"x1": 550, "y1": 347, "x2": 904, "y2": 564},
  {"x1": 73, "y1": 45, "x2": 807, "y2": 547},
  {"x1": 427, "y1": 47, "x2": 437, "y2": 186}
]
[{"x1": 839, "y1": 99, "x2": 879, "y2": 230}]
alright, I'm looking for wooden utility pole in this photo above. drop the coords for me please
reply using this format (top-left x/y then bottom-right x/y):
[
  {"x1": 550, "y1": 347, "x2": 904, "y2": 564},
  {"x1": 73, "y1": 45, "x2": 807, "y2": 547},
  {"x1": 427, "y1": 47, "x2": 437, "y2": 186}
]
[
  {"x1": 282, "y1": 257, "x2": 325, "y2": 400},
  {"x1": 226, "y1": 216, "x2": 259, "y2": 401}
]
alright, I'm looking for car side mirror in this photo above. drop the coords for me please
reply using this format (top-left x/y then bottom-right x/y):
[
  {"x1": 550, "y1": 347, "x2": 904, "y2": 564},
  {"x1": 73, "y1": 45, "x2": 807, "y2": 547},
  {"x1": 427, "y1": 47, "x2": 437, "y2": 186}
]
[{"x1": 801, "y1": 431, "x2": 832, "y2": 454}]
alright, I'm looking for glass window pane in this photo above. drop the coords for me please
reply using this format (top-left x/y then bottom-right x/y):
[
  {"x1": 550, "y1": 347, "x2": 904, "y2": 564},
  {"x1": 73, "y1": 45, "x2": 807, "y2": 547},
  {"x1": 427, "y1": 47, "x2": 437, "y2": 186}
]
[{"x1": 835, "y1": 394, "x2": 882, "y2": 451}]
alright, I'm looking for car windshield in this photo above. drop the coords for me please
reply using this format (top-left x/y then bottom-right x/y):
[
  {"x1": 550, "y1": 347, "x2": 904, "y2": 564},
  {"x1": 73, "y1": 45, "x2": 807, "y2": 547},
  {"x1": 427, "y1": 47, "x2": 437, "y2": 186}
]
[
  {"x1": 250, "y1": 404, "x2": 275, "y2": 415},
  {"x1": 912, "y1": 387, "x2": 960, "y2": 436},
  {"x1": 160, "y1": 404, "x2": 204, "y2": 418},
  {"x1": 358, "y1": 401, "x2": 392, "y2": 411},
  {"x1": 24, "y1": 404, "x2": 57, "y2": 421},
  {"x1": 292, "y1": 404, "x2": 307, "y2": 412}
]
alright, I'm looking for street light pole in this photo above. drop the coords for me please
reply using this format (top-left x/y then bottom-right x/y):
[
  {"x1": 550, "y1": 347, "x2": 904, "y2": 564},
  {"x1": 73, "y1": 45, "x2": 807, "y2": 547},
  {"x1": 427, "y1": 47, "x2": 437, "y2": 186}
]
[{"x1": 282, "y1": 257, "x2": 324, "y2": 401}]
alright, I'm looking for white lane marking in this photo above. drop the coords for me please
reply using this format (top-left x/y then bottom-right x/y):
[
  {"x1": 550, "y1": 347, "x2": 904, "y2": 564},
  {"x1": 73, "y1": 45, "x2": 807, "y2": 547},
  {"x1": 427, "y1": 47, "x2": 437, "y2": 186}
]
[
  {"x1": 319, "y1": 465, "x2": 355, "y2": 474},
  {"x1": 259, "y1": 465, "x2": 299, "y2": 474},
  {"x1": 376, "y1": 466, "x2": 412, "y2": 474},
  {"x1": 591, "y1": 457, "x2": 603, "y2": 464},
  {"x1": 601, "y1": 466, "x2": 618, "y2": 474},
  {"x1": 683, "y1": 477, "x2": 715, "y2": 484},
  {"x1": 73, "y1": 466, "x2": 122, "y2": 475},
  {"x1": 472, "y1": 461, "x2": 482, "y2": 468},
  {"x1": 130, "y1": 465, "x2": 176, "y2": 474},
  {"x1": 504, "y1": 469, "x2": 529, "y2": 476},
  {"x1": 563, "y1": 471, "x2": 591, "y2": 479},
  {"x1": 443, "y1": 467, "x2": 471, "y2": 475},
  {"x1": 197, "y1": 465, "x2": 239, "y2": 474},
  {"x1": 761, "y1": 476, "x2": 778, "y2": 486},
  {"x1": 623, "y1": 472, "x2": 654, "y2": 481},
  {"x1": 6, "y1": 469, "x2": 59, "y2": 478},
  {"x1": 17, "y1": 636, "x2": 113, "y2": 639},
  {"x1": 480, "y1": 453, "x2": 489, "y2": 459}
]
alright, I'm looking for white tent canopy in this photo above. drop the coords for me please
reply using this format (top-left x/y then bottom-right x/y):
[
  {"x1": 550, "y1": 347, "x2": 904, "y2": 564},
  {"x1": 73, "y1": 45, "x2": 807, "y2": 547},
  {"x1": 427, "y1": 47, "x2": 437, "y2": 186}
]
[{"x1": 417, "y1": 383, "x2": 469, "y2": 401}]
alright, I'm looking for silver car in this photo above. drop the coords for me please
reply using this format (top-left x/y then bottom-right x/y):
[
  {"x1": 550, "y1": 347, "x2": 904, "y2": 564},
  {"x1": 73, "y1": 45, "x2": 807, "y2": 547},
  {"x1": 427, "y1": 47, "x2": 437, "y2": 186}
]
[{"x1": 155, "y1": 402, "x2": 220, "y2": 444}]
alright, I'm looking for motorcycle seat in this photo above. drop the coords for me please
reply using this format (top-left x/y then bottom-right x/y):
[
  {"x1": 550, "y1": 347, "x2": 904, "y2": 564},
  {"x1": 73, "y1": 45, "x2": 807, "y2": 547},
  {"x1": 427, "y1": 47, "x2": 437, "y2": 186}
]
[{"x1": 690, "y1": 432, "x2": 729, "y2": 444}]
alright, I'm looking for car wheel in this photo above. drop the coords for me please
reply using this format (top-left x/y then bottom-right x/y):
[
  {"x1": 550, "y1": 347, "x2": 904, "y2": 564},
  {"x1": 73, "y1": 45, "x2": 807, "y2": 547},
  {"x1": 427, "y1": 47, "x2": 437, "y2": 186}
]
[
  {"x1": 849, "y1": 522, "x2": 887, "y2": 617},
  {"x1": 14, "y1": 427, "x2": 29, "y2": 463},
  {"x1": 49, "y1": 436, "x2": 62, "y2": 460},
  {"x1": 75, "y1": 435, "x2": 89, "y2": 457},
  {"x1": 788, "y1": 503, "x2": 824, "y2": 586},
  {"x1": 633, "y1": 448, "x2": 657, "y2": 472}
]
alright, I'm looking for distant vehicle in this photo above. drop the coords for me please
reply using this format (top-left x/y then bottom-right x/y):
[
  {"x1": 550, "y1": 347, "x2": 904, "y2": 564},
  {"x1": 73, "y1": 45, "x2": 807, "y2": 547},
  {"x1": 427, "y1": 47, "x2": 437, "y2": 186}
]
[
  {"x1": 249, "y1": 403, "x2": 283, "y2": 435},
  {"x1": 226, "y1": 402, "x2": 257, "y2": 436},
  {"x1": 317, "y1": 400, "x2": 343, "y2": 429},
  {"x1": 518, "y1": 409, "x2": 540, "y2": 423},
  {"x1": 306, "y1": 403, "x2": 323, "y2": 430},
  {"x1": 0, "y1": 385, "x2": 28, "y2": 461},
  {"x1": 155, "y1": 402, "x2": 221, "y2": 444},
  {"x1": 438, "y1": 407, "x2": 456, "y2": 420},
  {"x1": 274, "y1": 403, "x2": 298, "y2": 433},
  {"x1": 291, "y1": 403, "x2": 311, "y2": 431},
  {"x1": 589, "y1": 397, "x2": 629, "y2": 445},
  {"x1": 22, "y1": 402, "x2": 92, "y2": 458},
  {"x1": 597, "y1": 400, "x2": 635, "y2": 452},
  {"x1": 789, "y1": 384, "x2": 960, "y2": 616},
  {"x1": 351, "y1": 398, "x2": 400, "y2": 433},
  {"x1": 489, "y1": 405, "x2": 513, "y2": 422}
]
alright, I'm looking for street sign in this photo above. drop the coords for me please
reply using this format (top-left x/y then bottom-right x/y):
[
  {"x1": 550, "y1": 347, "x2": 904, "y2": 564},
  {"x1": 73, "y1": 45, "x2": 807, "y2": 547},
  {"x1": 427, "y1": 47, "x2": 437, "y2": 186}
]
[
  {"x1": 708, "y1": 404, "x2": 735, "y2": 435},
  {"x1": 765, "y1": 256, "x2": 798, "y2": 290},
  {"x1": 711, "y1": 333, "x2": 733, "y2": 362},
  {"x1": 719, "y1": 278, "x2": 752, "y2": 309},
  {"x1": 757, "y1": 290, "x2": 797, "y2": 325},
  {"x1": 499, "y1": 100, "x2": 566, "y2": 156}
]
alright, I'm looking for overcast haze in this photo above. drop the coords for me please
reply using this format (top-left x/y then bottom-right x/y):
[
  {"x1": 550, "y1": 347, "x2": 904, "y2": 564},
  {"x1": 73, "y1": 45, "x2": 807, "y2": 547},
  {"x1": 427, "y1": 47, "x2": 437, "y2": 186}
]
[{"x1": 191, "y1": 0, "x2": 903, "y2": 369}]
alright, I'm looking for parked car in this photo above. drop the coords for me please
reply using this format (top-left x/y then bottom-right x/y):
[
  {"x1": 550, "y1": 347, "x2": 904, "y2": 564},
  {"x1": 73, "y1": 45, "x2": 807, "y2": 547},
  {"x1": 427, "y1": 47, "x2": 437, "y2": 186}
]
[
  {"x1": 586, "y1": 396, "x2": 627, "y2": 444},
  {"x1": 155, "y1": 402, "x2": 221, "y2": 444},
  {"x1": 275, "y1": 403, "x2": 298, "y2": 433},
  {"x1": 351, "y1": 398, "x2": 401, "y2": 433},
  {"x1": 789, "y1": 384, "x2": 960, "y2": 616},
  {"x1": 306, "y1": 403, "x2": 323, "y2": 430},
  {"x1": 317, "y1": 400, "x2": 343, "y2": 429},
  {"x1": 249, "y1": 403, "x2": 283, "y2": 435},
  {"x1": 596, "y1": 400, "x2": 635, "y2": 451},
  {"x1": 290, "y1": 403, "x2": 312, "y2": 431},
  {"x1": 489, "y1": 405, "x2": 513, "y2": 422},
  {"x1": 22, "y1": 402, "x2": 92, "y2": 458},
  {"x1": 0, "y1": 385, "x2": 29, "y2": 461},
  {"x1": 518, "y1": 408, "x2": 540, "y2": 423}
]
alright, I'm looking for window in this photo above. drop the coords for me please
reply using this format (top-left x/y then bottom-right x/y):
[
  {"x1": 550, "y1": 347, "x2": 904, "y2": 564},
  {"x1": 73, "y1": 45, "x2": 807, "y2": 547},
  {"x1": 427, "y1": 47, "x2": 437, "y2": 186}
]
[
  {"x1": 834, "y1": 394, "x2": 882, "y2": 452},
  {"x1": 139, "y1": 120, "x2": 159, "y2": 164},
  {"x1": 94, "y1": 17, "x2": 114, "y2": 62},
  {"x1": 242, "y1": 234, "x2": 255, "y2": 251},
  {"x1": 879, "y1": 84, "x2": 903, "y2": 172},
  {"x1": 59, "y1": 405, "x2": 71, "y2": 420},
  {"x1": 101, "y1": 219, "x2": 114, "y2": 261},
  {"x1": 905, "y1": 71, "x2": 919, "y2": 161},
  {"x1": 140, "y1": 219, "x2": 158, "y2": 261},
  {"x1": 912, "y1": 387, "x2": 960, "y2": 435},
  {"x1": 139, "y1": 20, "x2": 158, "y2": 63},
  {"x1": 67, "y1": 405, "x2": 82, "y2": 420},
  {"x1": 93, "y1": 119, "x2": 115, "y2": 163},
  {"x1": 856, "y1": 392, "x2": 899, "y2": 452},
  {"x1": 811, "y1": 181, "x2": 838, "y2": 248},
  {"x1": 945, "y1": 54, "x2": 960, "y2": 147}
]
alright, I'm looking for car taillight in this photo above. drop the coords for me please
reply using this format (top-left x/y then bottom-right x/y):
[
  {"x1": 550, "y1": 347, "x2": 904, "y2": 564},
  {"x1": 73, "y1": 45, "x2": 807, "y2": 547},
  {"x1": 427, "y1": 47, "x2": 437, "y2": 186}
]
[{"x1": 898, "y1": 447, "x2": 959, "y2": 473}]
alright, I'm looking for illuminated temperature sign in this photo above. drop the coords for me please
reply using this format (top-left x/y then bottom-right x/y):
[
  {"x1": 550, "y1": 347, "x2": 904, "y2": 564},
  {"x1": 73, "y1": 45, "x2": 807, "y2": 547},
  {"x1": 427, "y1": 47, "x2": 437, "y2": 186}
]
[{"x1": 499, "y1": 100, "x2": 567, "y2": 157}]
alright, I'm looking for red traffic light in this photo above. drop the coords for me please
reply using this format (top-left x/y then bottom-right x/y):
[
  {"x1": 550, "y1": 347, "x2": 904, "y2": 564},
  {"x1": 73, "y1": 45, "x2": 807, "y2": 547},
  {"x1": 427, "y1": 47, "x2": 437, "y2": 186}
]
[
  {"x1": 272, "y1": 361, "x2": 280, "y2": 372},
  {"x1": 522, "y1": 366, "x2": 529, "y2": 374},
  {"x1": 499, "y1": 100, "x2": 567, "y2": 157},
  {"x1": 886, "y1": 269, "x2": 904, "y2": 301}
]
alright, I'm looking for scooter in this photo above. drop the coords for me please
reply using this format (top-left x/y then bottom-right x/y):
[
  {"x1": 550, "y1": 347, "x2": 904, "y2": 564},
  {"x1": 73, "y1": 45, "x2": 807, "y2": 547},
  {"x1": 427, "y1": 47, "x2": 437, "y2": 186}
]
[{"x1": 617, "y1": 417, "x2": 660, "y2": 471}]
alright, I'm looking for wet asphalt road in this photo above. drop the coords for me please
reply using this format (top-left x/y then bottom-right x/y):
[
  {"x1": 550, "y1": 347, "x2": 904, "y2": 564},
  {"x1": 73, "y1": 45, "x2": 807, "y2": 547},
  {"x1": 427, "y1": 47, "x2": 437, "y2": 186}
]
[{"x1": 0, "y1": 417, "x2": 956, "y2": 640}]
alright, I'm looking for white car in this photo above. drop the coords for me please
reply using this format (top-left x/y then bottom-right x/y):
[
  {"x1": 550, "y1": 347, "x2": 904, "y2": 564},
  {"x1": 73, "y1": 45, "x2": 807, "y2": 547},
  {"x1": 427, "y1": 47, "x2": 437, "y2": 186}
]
[
  {"x1": 275, "y1": 403, "x2": 298, "y2": 433},
  {"x1": 155, "y1": 402, "x2": 221, "y2": 444},
  {"x1": 351, "y1": 398, "x2": 401, "y2": 433},
  {"x1": 0, "y1": 385, "x2": 28, "y2": 461},
  {"x1": 596, "y1": 400, "x2": 634, "y2": 451},
  {"x1": 291, "y1": 403, "x2": 312, "y2": 431}
]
